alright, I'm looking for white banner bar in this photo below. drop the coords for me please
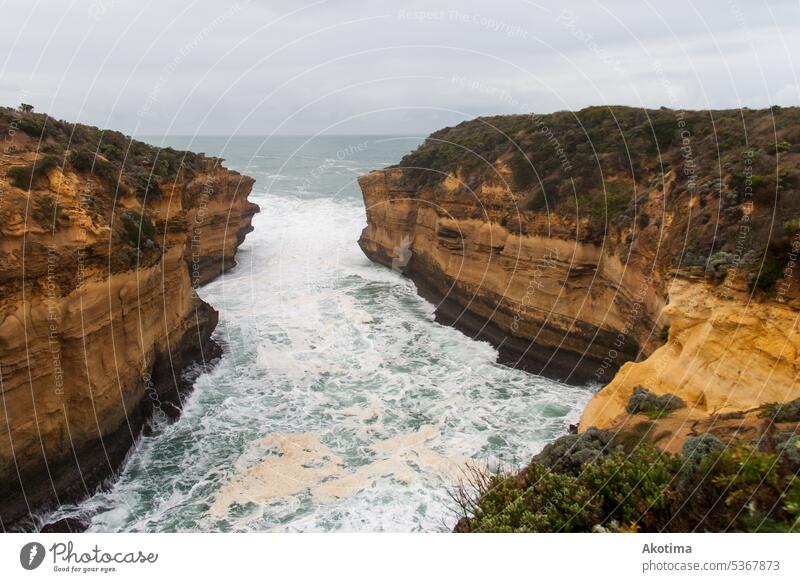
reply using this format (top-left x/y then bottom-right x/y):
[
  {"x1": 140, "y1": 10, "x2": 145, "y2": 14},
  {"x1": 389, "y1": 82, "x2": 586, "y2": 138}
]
[{"x1": 1, "y1": 533, "x2": 797, "y2": 581}]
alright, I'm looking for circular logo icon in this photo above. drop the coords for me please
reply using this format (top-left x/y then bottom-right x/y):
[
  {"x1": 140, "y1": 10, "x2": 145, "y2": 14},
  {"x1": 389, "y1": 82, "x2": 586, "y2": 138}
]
[{"x1": 19, "y1": 542, "x2": 46, "y2": 570}]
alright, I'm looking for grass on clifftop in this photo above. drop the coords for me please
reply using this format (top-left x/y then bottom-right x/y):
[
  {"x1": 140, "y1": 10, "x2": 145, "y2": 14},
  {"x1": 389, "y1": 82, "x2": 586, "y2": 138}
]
[
  {"x1": 0, "y1": 105, "x2": 216, "y2": 274},
  {"x1": 0, "y1": 106, "x2": 204, "y2": 201},
  {"x1": 398, "y1": 105, "x2": 800, "y2": 297}
]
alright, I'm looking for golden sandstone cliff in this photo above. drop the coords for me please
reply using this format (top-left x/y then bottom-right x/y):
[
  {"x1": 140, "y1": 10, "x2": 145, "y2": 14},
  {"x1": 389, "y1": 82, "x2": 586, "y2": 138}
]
[
  {"x1": 359, "y1": 106, "x2": 800, "y2": 450},
  {"x1": 0, "y1": 107, "x2": 258, "y2": 529},
  {"x1": 359, "y1": 167, "x2": 663, "y2": 384}
]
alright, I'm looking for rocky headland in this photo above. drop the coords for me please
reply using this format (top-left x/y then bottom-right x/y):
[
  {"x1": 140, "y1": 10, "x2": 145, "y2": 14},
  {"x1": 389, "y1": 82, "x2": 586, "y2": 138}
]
[
  {"x1": 0, "y1": 107, "x2": 258, "y2": 530},
  {"x1": 359, "y1": 106, "x2": 800, "y2": 531}
]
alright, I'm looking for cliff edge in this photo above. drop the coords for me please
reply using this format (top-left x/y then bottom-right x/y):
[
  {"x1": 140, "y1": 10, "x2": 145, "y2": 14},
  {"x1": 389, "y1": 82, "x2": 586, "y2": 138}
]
[
  {"x1": 358, "y1": 106, "x2": 800, "y2": 445},
  {"x1": 0, "y1": 107, "x2": 259, "y2": 529}
]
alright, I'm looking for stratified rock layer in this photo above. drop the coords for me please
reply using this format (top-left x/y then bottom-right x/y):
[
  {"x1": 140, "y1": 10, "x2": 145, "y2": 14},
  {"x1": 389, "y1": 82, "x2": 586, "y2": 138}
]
[
  {"x1": 580, "y1": 276, "x2": 800, "y2": 431},
  {"x1": 358, "y1": 106, "x2": 800, "y2": 443},
  {"x1": 359, "y1": 168, "x2": 665, "y2": 385},
  {"x1": 0, "y1": 108, "x2": 258, "y2": 528}
]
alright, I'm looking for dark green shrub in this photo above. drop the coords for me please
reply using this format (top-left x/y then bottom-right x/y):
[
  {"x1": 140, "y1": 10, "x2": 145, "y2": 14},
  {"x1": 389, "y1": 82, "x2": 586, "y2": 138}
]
[
  {"x1": 626, "y1": 386, "x2": 685, "y2": 416},
  {"x1": 120, "y1": 210, "x2": 156, "y2": 248},
  {"x1": 706, "y1": 445, "x2": 792, "y2": 530},
  {"x1": 576, "y1": 181, "x2": 631, "y2": 226},
  {"x1": 509, "y1": 152, "x2": 535, "y2": 190},
  {"x1": 531, "y1": 427, "x2": 616, "y2": 476},
  {"x1": 99, "y1": 142, "x2": 124, "y2": 162},
  {"x1": 681, "y1": 433, "x2": 724, "y2": 464},
  {"x1": 772, "y1": 432, "x2": 800, "y2": 470},
  {"x1": 127, "y1": 171, "x2": 163, "y2": 199},
  {"x1": 649, "y1": 117, "x2": 676, "y2": 151},
  {"x1": 705, "y1": 252, "x2": 734, "y2": 282},
  {"x1": 69, "y1": 147, "x2": 120, "y2": 189},
  {"x1": 17, "y1": 116, "x2": 46, "y2": 138},
  {"x1": 759, "y1": 398, "x2": 800, "y2": 423},
  {"x1": 7, "y1": 155, "x2": 60, "y2": 189},
  {"x1": 579, "y1": 446, "x2": 675, "y2": 528},
  {"x1": 455, "y1": 429, "x2": 800, "y2": 532},
  {"x1": 750, "y1": 244, "x2": 788, "y2": 294},
  {"x1": 468, "y1": 464, "x2": 598, "y2": 532},
  {"x1": 69, "y1": 148, "x2": 98, "y2": 172}
]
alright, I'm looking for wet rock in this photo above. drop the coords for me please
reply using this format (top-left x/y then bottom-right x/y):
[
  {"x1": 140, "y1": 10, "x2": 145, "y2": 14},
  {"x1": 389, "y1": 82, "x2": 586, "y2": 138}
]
[{"x1": 39, "y1": 516, "x2": 89, "y2": 533}]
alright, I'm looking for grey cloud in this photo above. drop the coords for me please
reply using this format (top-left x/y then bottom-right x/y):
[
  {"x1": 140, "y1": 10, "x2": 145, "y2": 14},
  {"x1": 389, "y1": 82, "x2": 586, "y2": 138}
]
[{"x1": 0, "y1": 0, "x2": 797, "y2": 136}]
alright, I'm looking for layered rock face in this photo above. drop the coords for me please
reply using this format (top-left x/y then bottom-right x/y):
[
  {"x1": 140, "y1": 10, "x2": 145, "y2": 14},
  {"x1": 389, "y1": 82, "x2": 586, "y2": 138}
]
[
  {"x1": 359, "y1": 169, "x2": 664, "y2": 384},
  {"x1": 0, "y1": 108, "x2": 258, "y2": 528},
  {"x1": 580, "y1": 276, "x2": 800, "y2": 433},
  {"x1": 359, "y1": 106, "x2": 800, "y2": 440}
]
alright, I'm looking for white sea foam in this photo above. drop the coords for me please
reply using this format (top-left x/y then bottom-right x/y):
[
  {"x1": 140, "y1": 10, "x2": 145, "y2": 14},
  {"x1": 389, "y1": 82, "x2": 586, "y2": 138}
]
[{"x1": 47, "y1": 137, "x2": 593, "y2": 532}]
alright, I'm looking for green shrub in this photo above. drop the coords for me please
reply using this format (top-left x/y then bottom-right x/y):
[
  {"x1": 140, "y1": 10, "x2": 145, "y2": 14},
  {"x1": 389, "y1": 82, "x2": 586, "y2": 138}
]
[
  {"x1": 705, "y1": 445, "x2": 800, "y2": 531},
  {"x1": 468, "y1": 464, "x2": 598, "y2": 533},
  {"x1": 649, "y1": 117, "x2": 676, "y2": 151},
  {"x1": 18, "y1": 116, "x2": 46, "y2": 138},
  {"x1": 577, "y1": 182, "x2": 631, "y2": 226},
  {"x1": 509, "y1": 152, "x2": 535, "y2": 190},
  {"x1": 579, "y1": 446, "x2": 675, "y2": 527},
  {"x1": 69, "y1": 148, "x2": 98, "y2": 173},
  {"x1": 455, "y1": 433, "x2": 800, "y2": 532},
  {"x1": 0, "y1": 107, "x2": 202, "y2": 206},
  {"x1": 99, "y1": 142, "x2": 124, "y2": 163},
  {"x1": 750, "y1": 244, "x2": 788, "y2": 294},
  {"x1": 626, "y1": 386, "x2": 685, "y2": 416},
  {"x1": 759, "y1": 398, "x2": 800, "y2": 423},
  {"x1": 7, "y1": 155, "x2": 60, "y2": 189},
  {"x1": 69, "y1": 147, "x2": 121, "y2": 190},
  {"x1": 120, "y1": 210, "x2": 156, "y2": 248},
  {"x1": 705, "y1": 252, "x2": 734, "y2": 282}
]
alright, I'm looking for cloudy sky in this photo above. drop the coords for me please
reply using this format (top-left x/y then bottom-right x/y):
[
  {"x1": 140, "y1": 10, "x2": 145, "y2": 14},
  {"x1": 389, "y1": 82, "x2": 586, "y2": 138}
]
[{"x1": 1, "y1": 0, "x2": 798, "y2": 136}]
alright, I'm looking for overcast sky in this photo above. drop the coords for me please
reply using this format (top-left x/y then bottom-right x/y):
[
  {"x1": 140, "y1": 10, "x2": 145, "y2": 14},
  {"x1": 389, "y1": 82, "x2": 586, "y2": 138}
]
[{"x1": 1, "y1": 0, "x2": 798, "y2": 136}]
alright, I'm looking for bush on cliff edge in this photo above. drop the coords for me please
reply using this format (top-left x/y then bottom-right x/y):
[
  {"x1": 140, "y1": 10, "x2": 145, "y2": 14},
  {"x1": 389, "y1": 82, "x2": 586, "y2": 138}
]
[{"x1": 453, "y1": 429, "x2": 800, "y2": 533}]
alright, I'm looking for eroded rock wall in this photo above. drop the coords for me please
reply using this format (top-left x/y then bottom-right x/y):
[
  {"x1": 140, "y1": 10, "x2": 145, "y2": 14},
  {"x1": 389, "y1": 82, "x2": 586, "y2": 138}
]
[
  {"x1": 0, "y1": 117, "x2": 258, "y2": 527},
  {"x1": 359, "y1": 106, "x2": 800, "y2": 443},
  {"x1": 359, "y1": 168, "x2": 666, "y2": 384}
]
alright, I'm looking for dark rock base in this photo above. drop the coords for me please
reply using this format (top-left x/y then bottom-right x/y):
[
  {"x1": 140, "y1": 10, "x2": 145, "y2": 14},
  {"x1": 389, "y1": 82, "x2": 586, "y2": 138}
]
[{"x1": 0, "y1": 300, "x2": 221, "y2": 532}]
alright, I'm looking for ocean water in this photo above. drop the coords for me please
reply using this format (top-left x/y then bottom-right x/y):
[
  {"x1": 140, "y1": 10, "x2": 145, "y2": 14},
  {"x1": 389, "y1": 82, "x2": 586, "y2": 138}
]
[{"x1": 47, "y1": 136, "x2": 593, "y2": 532}]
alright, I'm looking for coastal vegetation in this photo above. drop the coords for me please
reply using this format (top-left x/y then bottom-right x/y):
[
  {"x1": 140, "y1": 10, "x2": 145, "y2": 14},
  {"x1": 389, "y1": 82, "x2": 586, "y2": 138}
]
[
  {"x1": 397, "y1": 106, "x2": 800, "y2": 296},
  {"x1": 453, "y1": 399, "x2": 800, "y2": 533}
]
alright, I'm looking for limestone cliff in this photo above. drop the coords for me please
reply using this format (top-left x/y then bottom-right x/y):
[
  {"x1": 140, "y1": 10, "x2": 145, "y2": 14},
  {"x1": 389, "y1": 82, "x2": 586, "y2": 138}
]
[
  {"x1": 580, "y1": 276, "x2": 800, "y2": 436},
  {"x1": 0, "y1": 107, "x2": 258, "y2": 529},
  {"x1": 359, "y1": 167, "x2": 664, "y2": 384},
  {"x1": 359, "y1": 106, "x2": 800, "y2": 443}
]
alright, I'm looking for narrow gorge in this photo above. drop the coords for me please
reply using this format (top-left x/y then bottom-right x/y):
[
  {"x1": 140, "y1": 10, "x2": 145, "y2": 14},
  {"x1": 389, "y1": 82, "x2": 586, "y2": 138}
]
[
  {"x1": 0, "y1": 108, "x2": 258, "y2": 529},
  {"x1": 3, "y1": 104, "x2": 799, "y2": 534}
]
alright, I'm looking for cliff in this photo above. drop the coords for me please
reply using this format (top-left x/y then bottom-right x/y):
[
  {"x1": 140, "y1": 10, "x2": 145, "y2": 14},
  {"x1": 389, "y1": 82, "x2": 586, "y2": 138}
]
[
  {"x1": 358, "y1": 106, "x2": 800, "y2": 441},
  {"x1": 0, "y1": 107, "x2": 258, "y2": 529}
]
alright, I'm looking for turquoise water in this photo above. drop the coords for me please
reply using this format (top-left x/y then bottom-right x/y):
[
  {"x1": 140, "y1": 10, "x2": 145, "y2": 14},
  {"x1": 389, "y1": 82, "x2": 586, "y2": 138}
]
[{"x1": 47, "y1": 136, "x2": 592, "y2": 532}]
